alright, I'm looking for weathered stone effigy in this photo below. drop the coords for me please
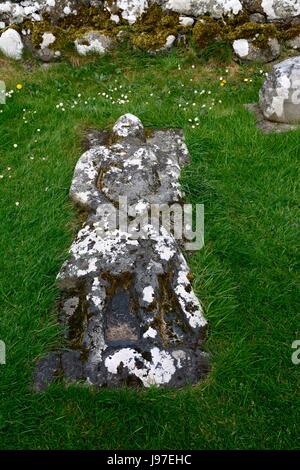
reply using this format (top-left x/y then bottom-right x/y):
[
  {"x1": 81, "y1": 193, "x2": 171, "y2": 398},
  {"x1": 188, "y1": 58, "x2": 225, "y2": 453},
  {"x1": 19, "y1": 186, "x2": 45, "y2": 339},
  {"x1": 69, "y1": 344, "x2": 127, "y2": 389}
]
[{"x1": 34, "y1": 114, "x2": 209, "y2": 390}]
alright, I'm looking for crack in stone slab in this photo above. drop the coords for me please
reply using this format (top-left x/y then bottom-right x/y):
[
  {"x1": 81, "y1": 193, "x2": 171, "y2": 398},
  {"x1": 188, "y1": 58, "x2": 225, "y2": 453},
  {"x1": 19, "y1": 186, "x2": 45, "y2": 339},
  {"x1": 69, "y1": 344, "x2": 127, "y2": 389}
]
[{"x1": 34, "y1": 113, "x2": 209, "y2": 390}]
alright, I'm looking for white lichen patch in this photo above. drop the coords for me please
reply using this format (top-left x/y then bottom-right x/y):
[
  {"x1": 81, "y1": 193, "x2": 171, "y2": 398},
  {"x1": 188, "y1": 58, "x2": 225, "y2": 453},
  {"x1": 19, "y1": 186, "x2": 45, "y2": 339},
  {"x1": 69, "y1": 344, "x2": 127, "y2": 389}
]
[
  {"x1": 143, "y1": 327, "x2": 157, "y2": 338},
  {"x1": 142, "y1": 286, "x2": 155, "y2": 303},
  {"x1": 105, "y1": 347, "x2": 177, "y2": 386},
  {"x1": 174, "y1": 255, "x2": 207, "y2": 329}
]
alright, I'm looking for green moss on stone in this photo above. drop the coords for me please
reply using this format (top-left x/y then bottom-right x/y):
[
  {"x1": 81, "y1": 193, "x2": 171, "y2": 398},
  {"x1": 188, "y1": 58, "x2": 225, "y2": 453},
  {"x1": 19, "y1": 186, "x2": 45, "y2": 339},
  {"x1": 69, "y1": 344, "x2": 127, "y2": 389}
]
[
  {"x1": 192, "y1": 17, "x2": 222, "y2": 48},
  {"x1": 131, "y1": 4, "x2": 180, "y2": 51},
  {"x1": 226, "y1": 22, "x2": 278, "y2": 48},
  {"x1": 280, "y1": 25, "x2": 300, "y2": 41}
]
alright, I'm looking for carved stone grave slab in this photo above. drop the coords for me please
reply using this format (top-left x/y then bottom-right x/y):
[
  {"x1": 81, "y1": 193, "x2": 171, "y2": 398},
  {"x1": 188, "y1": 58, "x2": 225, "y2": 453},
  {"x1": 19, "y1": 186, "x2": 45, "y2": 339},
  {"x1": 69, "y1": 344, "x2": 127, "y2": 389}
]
[{"x1": 34, "y1": 114, "x2": 209, "y2": 390}]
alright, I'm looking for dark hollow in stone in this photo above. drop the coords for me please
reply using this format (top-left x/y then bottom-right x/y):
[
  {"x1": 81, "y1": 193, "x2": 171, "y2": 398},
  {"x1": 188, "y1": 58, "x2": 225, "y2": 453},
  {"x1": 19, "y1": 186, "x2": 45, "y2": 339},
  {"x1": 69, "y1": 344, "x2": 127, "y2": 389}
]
[{"x1": 34, "y1": 113, "x2": 209, "y2": 391}]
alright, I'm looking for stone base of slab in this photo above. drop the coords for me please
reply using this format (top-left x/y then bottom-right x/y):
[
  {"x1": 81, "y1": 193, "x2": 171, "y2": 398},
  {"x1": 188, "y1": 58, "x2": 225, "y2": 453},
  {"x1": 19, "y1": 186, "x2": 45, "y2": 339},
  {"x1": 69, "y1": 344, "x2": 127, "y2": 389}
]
[{"x1": 245, "y1": 103, "x2": 300, "y2": 134}]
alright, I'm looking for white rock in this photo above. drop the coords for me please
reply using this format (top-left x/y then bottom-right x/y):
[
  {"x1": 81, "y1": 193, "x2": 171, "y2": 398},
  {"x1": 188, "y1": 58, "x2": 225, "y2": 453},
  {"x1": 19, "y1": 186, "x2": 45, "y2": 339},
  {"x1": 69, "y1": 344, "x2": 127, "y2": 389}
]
[
  {"x1": 63, "y1": 6, "x2": 71, "y2": 15},
  {"x1": 233, "y1": 38, "x2": 249, "y2": 58},
  {"x1": 0, "y1": 22, "x2": 6, "y2": 30},
  {"x1": 165, "y1": 34, "x2": 176, "y2": 48},
  {"x1": 110, "y1": 14, "x2": 120, "y2": 23},
  {"x1": 0, "y1": 28, "x2": 23, "y2": 60},
  {"x1": 40, "y1": 32, "x2": 56, "y2": 49},
  {"x1": 179, "y1": 16, "x2": 194, "y2": 27}
]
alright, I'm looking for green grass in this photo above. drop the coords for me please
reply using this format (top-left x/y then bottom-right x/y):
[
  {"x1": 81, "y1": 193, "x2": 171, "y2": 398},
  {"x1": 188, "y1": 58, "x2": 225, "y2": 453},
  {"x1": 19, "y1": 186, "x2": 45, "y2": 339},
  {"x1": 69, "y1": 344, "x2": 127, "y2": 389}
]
[{"x1": 0, "y1": 48, "x2": 299, "y2": 450}]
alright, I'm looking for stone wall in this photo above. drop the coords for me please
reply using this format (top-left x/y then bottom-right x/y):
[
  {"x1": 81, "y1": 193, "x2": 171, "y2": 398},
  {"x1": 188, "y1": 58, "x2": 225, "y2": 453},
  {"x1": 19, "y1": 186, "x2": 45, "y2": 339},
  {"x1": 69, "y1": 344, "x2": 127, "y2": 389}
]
[
  {"x1": 1, "y1": 0, "x2": 300, "y2": 27},
  {"x1": 1, "y1": 0, "x2": 300, "y2": 62}
]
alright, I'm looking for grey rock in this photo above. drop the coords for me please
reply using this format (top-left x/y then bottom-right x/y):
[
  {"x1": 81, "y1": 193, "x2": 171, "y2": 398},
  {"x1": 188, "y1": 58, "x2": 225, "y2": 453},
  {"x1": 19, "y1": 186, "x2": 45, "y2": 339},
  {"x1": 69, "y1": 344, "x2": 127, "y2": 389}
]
[
  {"x1": 33, "y1": 352, "x2": 61, "y2": 391},
  {"x1": 34, "y1": 114, "x2": 209, "y2": 389},
  {"x1": 286, "y1": 36, "x2": 300, "y2": 50},
  {"x1": 249, "y1": 12, "x2": 266, "y2": 23},
  {"x1": 37, "y1": 47, "x2": 61, "y2": 62},
  {"x1": 259, "y1": 56, "x2": 300, "y2": 123},
  {"x1": 291, "y1": 18, "x2": 300, "y2": 26},
  {"x1": 233, "y1": 37, "x2": 280, "y2": 63},
  {"x1": 74, "y1": 31, "x2": 113, "y2": 56}
]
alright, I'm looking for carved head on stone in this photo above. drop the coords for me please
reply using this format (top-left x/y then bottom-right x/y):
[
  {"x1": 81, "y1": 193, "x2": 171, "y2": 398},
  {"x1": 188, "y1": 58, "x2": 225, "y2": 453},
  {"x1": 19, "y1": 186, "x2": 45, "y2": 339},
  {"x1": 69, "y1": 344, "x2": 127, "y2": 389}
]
[{"x1": 112, "y1": 113, "x2": 145, "y2": 141}]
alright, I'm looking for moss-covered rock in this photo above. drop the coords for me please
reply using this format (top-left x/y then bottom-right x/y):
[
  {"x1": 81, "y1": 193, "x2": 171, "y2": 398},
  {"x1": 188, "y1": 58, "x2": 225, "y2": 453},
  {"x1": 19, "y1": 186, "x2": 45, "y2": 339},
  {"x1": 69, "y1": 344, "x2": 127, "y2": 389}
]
[
  {"x1": 192, "y1": 17, "x2": 222, "y2": 48},
  {"x1": 130, "y1": 4, "x2": 180, "y2": 51},
  {"x1": 226, "y1": 22, "x2": 278, "y2": 48}
]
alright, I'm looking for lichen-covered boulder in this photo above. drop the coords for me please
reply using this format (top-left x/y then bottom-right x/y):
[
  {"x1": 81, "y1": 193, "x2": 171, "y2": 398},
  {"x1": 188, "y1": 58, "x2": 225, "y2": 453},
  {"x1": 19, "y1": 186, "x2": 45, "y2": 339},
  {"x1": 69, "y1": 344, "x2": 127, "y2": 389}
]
[
  {"x1": 259, "y1": 0, "x2": 300, "y2": 21},
  {"x1": 159, "y1": 0, "x2": 243, "y2": 18},
  {"x1": 232, "y1": 37, "x2": 280, "y2": 62},
  {"x1": 259, "y1": 56, "x2": 300, "y2": 123},
  {"x1": 105, "y1": 0, "x2": 149, "y2": 24},
  {"x1": 0, "y1": 0, "x2": 80, "y2": 25},
  {"x1": 0, "y1": 27, "x2": 23, "y2": 59},
  {"x1": 34, "y1": 114, "x2": 209, "y2": 390},
  {"x1": 74, "y1": 31, "x2": 113, "y2": 56}
]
